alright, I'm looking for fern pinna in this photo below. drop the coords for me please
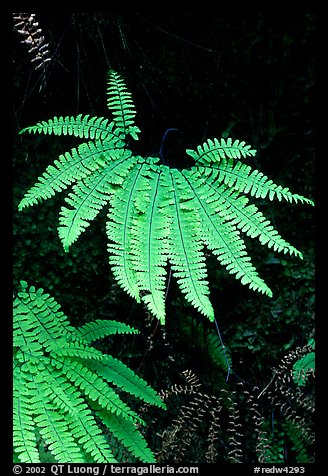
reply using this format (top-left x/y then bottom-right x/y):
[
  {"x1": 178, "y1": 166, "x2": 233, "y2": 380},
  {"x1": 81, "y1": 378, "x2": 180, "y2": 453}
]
[
  {"x1": 13, "y1": 281, "x2": 165, "y2": 463},
  {"x1": 18, "y1": 70, "x2": 314, "y2": 323}
]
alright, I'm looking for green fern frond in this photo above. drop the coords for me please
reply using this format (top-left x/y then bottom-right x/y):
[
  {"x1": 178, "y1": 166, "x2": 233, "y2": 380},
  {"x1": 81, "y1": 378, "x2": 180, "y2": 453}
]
[
  {"x1": 130, "y1": 163, "x2": 171, "y2": 323},
  {"x1": 34, "y1": 364, "x2": 117, "y2": 463},
  {"x1": 199, "y1": 159, "x2": 315, "y2": 205},
  {"x1": 58, "y1": 151, "x2": 136, "y2": 251},
  {"x1": 18, "y1": 140, "x2": 121, "y2": 211},
  {"x1": 166, "y1": 168, "x2": 214, "y2": 320},
  {"x1": 182, "y1": 170, "x2": 273, "y2": 296},
  {"x1": 81, "y1": 355, "x2": 166, "y2": 407},
  {"x1": 98, "y1": 410, "x2": 157, "y2": 463},
  {"x1": 52, "y1": 341, "x2": 109, "y2": 361},
  {"x1": 186, "y1": 137, "x2": 256, "y2": 164},
  {"x1": 106, "y1": 158, "x2": 153, "y2": 303},
  {"x1": 107, "y1": 70, "x2": 140, "y2": 141},
  {"x1": 14, "y1": 282, "x2": 75, "y2": 348},
  {"x1": 51, "y1": 357, "x2": 143, "y2": 424},
  {"x1": 18, "y1": 70, "x2": 314, "y2": 324},
  {"x1": 33, "y1": 383, "x2": 86, "y2": 463},
  {"x1": 19, "y1": 114, "x2": 123, "y2": 143},
  {"x1": 194, "y1": 173, "x2": 303, "y2": 258},
  {"x1": 75, "y1": 319, "x2": 139, "y2": 343},
  {"x1": 13, "y1": 282, "x2": 164, "y2": 463},
  {"x1": 13, "y1": 366, "x2": 40, "y2": 463}
]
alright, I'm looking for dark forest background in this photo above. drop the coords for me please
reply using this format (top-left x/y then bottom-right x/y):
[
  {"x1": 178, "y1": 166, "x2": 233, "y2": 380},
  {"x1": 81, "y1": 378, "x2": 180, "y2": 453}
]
[{"x1": 12, "y1": 13, "x2": 315, "y2": 464}]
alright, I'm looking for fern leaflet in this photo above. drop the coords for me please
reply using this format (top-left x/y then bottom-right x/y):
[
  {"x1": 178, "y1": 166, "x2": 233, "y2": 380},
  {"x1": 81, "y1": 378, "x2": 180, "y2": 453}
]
[
  {"x1": 20, "y1": 114, "x2": 122, "y2": 143},
  {"x1": 106, "y1": 70, "x2": 140, "y2": 140}
]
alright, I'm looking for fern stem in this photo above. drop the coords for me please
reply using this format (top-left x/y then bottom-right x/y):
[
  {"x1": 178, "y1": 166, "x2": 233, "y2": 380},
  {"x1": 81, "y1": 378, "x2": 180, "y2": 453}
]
[{"x1": 158, "y1": 128, "x2": 180, "y2": 165}]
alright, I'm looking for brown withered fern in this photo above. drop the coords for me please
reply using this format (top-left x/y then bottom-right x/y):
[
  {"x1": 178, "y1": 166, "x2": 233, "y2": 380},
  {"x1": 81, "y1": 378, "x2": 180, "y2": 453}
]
[
  {"x1": 13, "y1": 13, "x2": 51, "y2": 70},
  {"x1": 152, "y1": 340, "x2": 314, "y2": 464},
  {"x1": 155, "y1": 370, "x2": 222, "y2": 463}
]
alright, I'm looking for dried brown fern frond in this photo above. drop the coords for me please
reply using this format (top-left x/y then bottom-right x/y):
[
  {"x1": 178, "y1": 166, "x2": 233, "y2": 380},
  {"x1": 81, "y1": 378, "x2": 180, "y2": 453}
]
[
  {"x1": 159, "y1": 369, "x2": 202, "y2": 400},
  {"x1": 156, "y1": 370, "x2": 221, "y2": 463},
  {"x1": 13, "y1": 13, "x2": 51, "y2": 70}
]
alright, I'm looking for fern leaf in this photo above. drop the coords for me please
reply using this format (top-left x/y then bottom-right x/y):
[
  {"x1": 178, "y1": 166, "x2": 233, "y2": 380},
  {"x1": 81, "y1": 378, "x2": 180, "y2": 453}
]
[
  {"x1": 186, "y1": 137, "x2": 256, "y2": 165},
  {"x1": 36, "y1": 365, "x2": 117, "y2": 463},
  {"x1": 183, "y1": 170, "x2": 273, "y2": 296},
  {"x1": 13, "y1": 366, "x2": 40, "y2": 463},
  {"x1": 203, "y1": 177, "x2": 303, "y2": 258},
  {"x1": 58, "y1": 152, "x2": 136, "y2": 251},
  {"x1": 14, "y1": 283, "x2": 75, "y2": 349},
  {"x1": 165, "y1": 168, "x2": 214, "y2": 320},
  {"x1": 52, "y1": 357, "x2": 143, "y2": 424},
  {"x1": 75, "y1": 319, "x2": 139, "y2": 343},
  {"x1": 202, "y1": 159, "x2": 314, "y2": 205},
  {"x1": 98, "y1": 411, "x2": 156, "y2": 463},
  {"x1": 130, "y1": 162, "x2": 171, "y2": 323},
  {"x1": 33, "y1": 387, "x2": 85, "y2": 463},
  {"x1": 81, "y1": 355, "x2": 166, "y2": 408},
  {"x1": 20, "y1": 114, "x2": 123, "y2": 144},
  {"x1": 107, "y1": 159, "x2": 152, "y2": 303},
  {"x1": 16, "y1": 282, "x2": 74, "y2": 334},
  {"x1": 52, "y1": 341, "x2": 109, "y2": 361},
  {"x1": 107, "y1": 70, "x2": 140, "y2": 140},
  {"x1": 18, "y1": 140, "x2": 120, "y2": 211}
]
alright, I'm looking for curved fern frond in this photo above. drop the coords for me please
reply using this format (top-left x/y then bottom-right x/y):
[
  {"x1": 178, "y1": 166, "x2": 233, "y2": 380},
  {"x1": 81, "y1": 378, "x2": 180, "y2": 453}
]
[
  {"x1": 33, "y1": 363, "x2": 117, "y2": 463},
  {"x1": 194, "y1": 171, "x2": 303, "y2": 258},
  {"x1": 165, "y1": 168, "x2": 214, "y2": 320},
  {"x1": 33, "y1": 383, "x2": 86, "y2": 463},
  {"x1": 13, "y1": 281, "x2": 164, "y2": 463},
  {"x1": 58, "y1": 151, "x2": 136, "y2": 251},
  {"x1": 98, "y1": 410, "x2": 156, "y2": 463},
  {"x1": 51, "y1": 357, "x2": 143, "y2": 424},
  {"x1": 53, "y1": 341, "x2": 109, "y2": 361},
  {"x1": 81, "y1": 355, "x2": 166, "y2": 407},
  {"x1": 198, "y1": 160, "x2": 314, "y2": 204},
  {"x1": 75, "y1": 319, "x2": 139, "y2": 343},
  {"x1": 107, "y1": 70, "x2": 140, "y2": 141},
  {"x1": 18, "y1": 140, "x2": 121, "y2": 211},
  {"x1": 13, "y1": 365, "x2": 40, "y2": 464},
  {"x1": 130, "y1": 163, "x2": 171, "y2": 323},
  {"x1": 20, "y1": 114, "x2": 123, "y2": 144},
  {"x1": 182, "y1": 169, "x2": 272, "y2": 296},
  {"x1": 186, "y1": 137, "x2": 256, "y2": 165},
  {"x1": 14, "y1": 282, "x2": 75, "y2": 347},
  {"x1": 106, "y1": 158, "x2": 154, "y2": 303}
]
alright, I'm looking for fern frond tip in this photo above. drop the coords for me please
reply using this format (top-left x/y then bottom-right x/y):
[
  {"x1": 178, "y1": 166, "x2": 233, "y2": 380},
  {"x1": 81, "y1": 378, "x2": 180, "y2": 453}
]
[{"x1": 19, "y1": 126, "x2": 32, "y2": 135}]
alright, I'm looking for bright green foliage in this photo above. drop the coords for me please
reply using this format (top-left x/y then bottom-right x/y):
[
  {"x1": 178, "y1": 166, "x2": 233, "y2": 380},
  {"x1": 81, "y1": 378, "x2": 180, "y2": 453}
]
[
  {"x1": 13, "y1": 281, "x2": 165, "y2": 464},
  {"x1": 292, "y1": 339, "x2": 315, "y2": 386},
  {"x1": 106, "y1": 70, "x2": 141, "y2": 141},
  {"x1": 18, "y1": 70, "x2": 314, "y2": 323}
]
